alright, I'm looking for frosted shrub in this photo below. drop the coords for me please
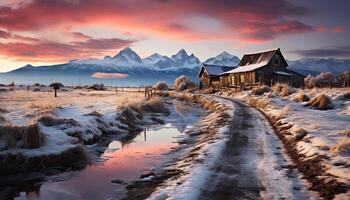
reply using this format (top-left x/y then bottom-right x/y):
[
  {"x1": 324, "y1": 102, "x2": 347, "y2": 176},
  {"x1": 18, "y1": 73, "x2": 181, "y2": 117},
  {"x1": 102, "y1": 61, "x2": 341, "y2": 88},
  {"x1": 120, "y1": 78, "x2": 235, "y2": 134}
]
[
  {"x1": 304, "y1": 75, "x2": 316, "y2": 88},
  {"x1": 174, "y1": 75, "x2": 196, "y2": 91},
  {"x1": 315, "y1": 72, "x2": 335, "y2": 87},
  {"x1": 153, "y1": 81, "x2": 168, "y2": 91}
]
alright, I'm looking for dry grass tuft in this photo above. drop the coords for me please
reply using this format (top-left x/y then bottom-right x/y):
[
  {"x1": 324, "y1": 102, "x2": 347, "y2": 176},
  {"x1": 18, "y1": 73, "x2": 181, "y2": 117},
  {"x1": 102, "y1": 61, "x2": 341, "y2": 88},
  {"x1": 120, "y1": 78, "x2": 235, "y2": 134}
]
[
  {"x1": 0, "y1": 107, "x2": 8, "y2": 113},
  {"x1": 273, "y1": 83, "x2": 283, "y2": 96},
  {"x1": 306, "y1": 94, "x2": 334, "y2": 110},
  {"x1": 251, "y1": 85, "x2": 270, "y2": 95},
  {"x1": 293, "y1": 90, "x2": 310, "y2": 102},
  {"x1": 0, "y1": 123, "x2": 46, "y2": 149},
  {"x1": 249, "y1": 98, "x2": 270, "y2": 109},
  {"x1": 267, "y1": 92, "x2": 274, "y2": 98},
  {"x1": 276, "y1": 105, "x2": 290, "y2": 119},
  {"x1": 203, "y1": 87, "x2": 215, "y2": 94},
  {"x1": 337, "y1": 129, "x2": 350, "y2": 137},
  {"x1": 38, "y1": 115, "x2": 79, "y2": 127},
  {"x1": 330, "y1": 138, "x2": 350, "y2": 155},
  {"x1": 290, "y1": 127, "x2": 308, "y2": 141}
]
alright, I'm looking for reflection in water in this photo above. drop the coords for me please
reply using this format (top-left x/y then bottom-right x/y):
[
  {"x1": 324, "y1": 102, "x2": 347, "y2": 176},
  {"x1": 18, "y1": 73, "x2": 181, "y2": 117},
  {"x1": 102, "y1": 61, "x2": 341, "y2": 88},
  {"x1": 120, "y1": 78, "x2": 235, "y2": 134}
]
[{"x1": 1, "y1": 100, "x2": 203, "y2": 200}]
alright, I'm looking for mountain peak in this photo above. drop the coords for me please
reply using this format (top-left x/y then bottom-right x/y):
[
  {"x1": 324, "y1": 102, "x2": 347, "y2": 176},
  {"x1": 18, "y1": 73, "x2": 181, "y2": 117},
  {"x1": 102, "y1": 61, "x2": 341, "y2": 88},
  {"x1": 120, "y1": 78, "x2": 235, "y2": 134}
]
[
  {"x1": 174, "y1": 49, "x2": 188, "y2": 57},
  {"x1": 204, "y1": 51, "x2": 240, "y2": 66},
  {"x1": 112, "y1": 47, "x2": 142, "y2": 65}
]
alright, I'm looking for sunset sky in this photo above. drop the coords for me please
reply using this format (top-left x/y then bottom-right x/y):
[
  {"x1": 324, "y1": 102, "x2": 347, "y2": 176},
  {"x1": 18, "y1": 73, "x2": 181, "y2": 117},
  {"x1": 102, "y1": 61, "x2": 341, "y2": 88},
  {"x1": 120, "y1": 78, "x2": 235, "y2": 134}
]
[{"x1": 0, "y1": 0, "x2": 349, "y2": 72}]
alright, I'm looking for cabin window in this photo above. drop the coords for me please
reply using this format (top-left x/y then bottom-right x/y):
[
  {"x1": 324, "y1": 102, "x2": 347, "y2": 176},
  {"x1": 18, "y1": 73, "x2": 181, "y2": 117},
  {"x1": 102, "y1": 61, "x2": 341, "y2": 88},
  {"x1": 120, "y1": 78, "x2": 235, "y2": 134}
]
[
  {"x1": 240, "y1": 74, "x2": 245, "y2": 83},
  {"x1": 231, "y1": 75, "x2": 235, "y2": 85},
  {"x1": 274, "y1": 59, "x2": 278, "y2": 65}
]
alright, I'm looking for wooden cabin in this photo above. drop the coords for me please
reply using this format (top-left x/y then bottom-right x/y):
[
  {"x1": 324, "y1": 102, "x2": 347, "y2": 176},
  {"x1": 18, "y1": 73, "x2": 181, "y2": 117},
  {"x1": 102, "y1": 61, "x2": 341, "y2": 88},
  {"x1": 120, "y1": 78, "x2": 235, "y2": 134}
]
[
  {"x1": 220, "y1": 48, "x2": 305, "y2": 88},
  {"x1": 198, "y1": 64, "x2": 235, "y2": 88}
]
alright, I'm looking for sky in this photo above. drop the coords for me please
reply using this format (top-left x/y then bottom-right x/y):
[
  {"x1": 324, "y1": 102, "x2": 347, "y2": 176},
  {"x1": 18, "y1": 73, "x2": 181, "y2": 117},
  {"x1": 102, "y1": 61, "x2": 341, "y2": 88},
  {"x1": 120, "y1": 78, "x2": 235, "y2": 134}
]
[{"x1": 0, "y1": 0, "x2": 349, "y2": 72}]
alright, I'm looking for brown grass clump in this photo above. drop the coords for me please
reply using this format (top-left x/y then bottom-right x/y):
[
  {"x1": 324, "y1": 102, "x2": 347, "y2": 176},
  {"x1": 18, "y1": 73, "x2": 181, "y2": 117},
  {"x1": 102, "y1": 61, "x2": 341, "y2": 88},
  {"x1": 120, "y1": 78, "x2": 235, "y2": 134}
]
[
  {"x1": 38, "y1": 115, "x2": 79, "y2": 127},
  {"x1": 249, "y1": 98, "x2": 270, "y2": 109},
  {"x1": 276, "y1": 105, "x2": 290, "y2": 119},
  {"x1": 0, "y1": 107, "x2": 8, "y2": 113},
  {"x1": 330, "y1": 138, "x2": 350, "y2": 155},
  {"x1": 140, "y1": 97, "x2": 170, "y2": 114},
  {"x1": 290, "y1": 127, "x2": 308, "y2": 141},
  {"x1": 273, "y1": 83, "x2": 283, "y2": 96},
  {"x1": 280, "y1": 84, "x2": 296, "y2": 97},
  {"x1": 306, "y1": 94, "x2": 334, "y2": 110},
  {"x1": 251, "y1": 85, "x2": 270, "y2": 95},
  {"x1": 203, "y1": 87, "x2": 215, "y2": 94},
  {"x1": 293, "y1": 91, "x2": 310, "y2": 102},
  {"x1": 0, "y1": 123, "x2": 46, "y2": 149}
]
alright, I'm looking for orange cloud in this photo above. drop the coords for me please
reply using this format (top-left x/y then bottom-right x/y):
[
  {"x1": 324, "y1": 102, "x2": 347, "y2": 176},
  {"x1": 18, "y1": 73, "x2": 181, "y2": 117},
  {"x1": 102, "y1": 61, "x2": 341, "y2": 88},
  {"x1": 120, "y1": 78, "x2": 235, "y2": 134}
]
[{"x1": 91, "y1": 72, "x2": 129, "y2": 79}]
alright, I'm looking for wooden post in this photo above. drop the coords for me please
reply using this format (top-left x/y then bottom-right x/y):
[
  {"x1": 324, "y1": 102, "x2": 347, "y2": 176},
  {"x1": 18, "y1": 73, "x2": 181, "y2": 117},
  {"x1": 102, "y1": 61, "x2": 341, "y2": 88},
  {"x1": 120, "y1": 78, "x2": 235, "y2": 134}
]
[
  {"x1": 116, "y1": 87, "x2": 118, "y2": 94},
  {"x1": 54, "y1": 89, "x2": 57, "y2": 97}
]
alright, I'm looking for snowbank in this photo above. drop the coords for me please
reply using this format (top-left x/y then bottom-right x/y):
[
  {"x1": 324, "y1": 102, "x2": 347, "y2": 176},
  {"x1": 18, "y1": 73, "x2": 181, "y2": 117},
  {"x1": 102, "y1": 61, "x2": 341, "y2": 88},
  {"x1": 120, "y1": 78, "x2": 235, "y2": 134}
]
[{"x1": 223, "y1": 87, "x2": 350, "y2": 198}]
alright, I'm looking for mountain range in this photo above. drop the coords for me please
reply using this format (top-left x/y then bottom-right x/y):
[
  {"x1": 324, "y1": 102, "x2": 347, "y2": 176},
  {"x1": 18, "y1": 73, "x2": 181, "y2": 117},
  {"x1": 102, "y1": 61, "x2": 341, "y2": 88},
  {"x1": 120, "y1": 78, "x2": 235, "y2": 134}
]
[{"x1": 2, "y1": 47, "x2": 350, "y2": 85}]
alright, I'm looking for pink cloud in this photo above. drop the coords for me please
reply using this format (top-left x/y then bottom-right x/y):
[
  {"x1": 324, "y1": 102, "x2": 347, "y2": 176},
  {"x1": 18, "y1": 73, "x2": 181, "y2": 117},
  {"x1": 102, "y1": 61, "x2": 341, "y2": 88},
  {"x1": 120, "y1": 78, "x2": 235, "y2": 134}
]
[
  {"x1": 0, "y1": 0, "x2": 316, "y2": 44},
  {"x1": 331, "y1": 26, "x2": 345, "y2": 33}
]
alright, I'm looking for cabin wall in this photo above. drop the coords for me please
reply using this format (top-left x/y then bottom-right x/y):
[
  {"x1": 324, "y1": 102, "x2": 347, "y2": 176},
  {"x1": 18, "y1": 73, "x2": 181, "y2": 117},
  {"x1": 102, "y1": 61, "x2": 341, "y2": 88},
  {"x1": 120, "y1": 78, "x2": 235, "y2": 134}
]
[{"x1": 199, "y1": 71, "x2": 210, "y2": 87}]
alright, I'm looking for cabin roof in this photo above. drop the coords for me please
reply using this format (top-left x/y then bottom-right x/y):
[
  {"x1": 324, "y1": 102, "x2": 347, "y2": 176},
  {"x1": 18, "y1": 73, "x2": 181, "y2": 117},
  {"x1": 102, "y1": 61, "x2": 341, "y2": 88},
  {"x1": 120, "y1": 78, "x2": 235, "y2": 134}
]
[
  {"x1": 222, "y1": 61, "x2": 269, "y2": 74},
  {"x1": 237, "y1": 48, "x2": 280, "y2": 67},
  {"x1": 221, "y1": 48, "x2": 289, "y2": 75},
  {"x1": 198, "y1": 64, "x2": 235, "y2": 77}
]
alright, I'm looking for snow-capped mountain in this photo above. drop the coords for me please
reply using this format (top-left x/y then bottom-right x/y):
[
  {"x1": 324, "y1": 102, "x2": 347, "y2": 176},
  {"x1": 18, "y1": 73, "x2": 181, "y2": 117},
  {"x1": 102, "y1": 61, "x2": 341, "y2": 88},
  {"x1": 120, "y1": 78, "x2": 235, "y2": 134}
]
[
  {"x1": 5, "y1": 47, "x2": 350, "y2": 85},
  {"x1": 142, "y1": 53, "x2": 176, "y2": 70},
  {"x1": 171, "y1": 49, "x2": 200, "y2": 68},
  {"x1": 111, "y1": 47, "x2": 142, "y2": 65},
  {"x1": 287, "y1": 58, "x2": 350, "y2": 75},
  {"x1": 204, "y1": 51, "x2": 240, "y2": 66}
]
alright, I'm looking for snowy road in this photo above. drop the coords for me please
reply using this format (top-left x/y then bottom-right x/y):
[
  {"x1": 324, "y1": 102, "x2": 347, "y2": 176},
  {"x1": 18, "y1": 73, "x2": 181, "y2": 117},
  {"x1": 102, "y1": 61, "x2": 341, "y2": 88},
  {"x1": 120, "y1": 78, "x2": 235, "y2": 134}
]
[{"x1": 198, "y1": 97, "x2": 315, "y2": 199}]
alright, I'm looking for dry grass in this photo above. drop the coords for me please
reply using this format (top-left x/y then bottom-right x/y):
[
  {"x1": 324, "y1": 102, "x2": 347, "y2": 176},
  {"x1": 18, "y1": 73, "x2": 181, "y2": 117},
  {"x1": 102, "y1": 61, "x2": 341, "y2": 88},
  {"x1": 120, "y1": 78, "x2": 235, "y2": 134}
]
[
  {"x1": 248, "y1": 97, "x2": 270, "y2": 109},
  {"x1": 251, "y1": 85, "x2": 270, "y2": 95},
  {"x1": 306, "y1": 94, "x2": 334, "y2": 110},
  {"x1": 276, "y1": 105, "x2": 290, "y2": 119},
  {"x1": 337, "y1": 129, "x2": 350, "y2": 137},
  {"x1": 290, "y1": 126, "x2": 308, "y2": 141},
  {"x1": 273, "y1": 83, "x2": 283, "y2": 96},
  {"x1": 330, "y1": 138, "x2": 350, "y2": 155},
  {"x1": 293, "y1": 90, "x2": 310, "y2": 102},
  {"x1": 0, "y1": 123, "x2": 46, "y2": 149},
  {"x1": 0, "y1": 107, "x2": 8, "y2": 113},
  {"x1": 203, "y1": 87, "x2": 215, "y2": 94}
]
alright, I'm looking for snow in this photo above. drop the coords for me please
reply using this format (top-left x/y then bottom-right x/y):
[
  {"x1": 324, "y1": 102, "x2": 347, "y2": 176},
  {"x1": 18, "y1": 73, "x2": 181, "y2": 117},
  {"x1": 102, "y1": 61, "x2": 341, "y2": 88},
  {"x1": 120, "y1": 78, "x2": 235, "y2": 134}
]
[
  {"x1": 202, "y1": 64, "x2": 235, "y2": 76},
  {"x1": 222, "y1": 61, "x2": 269, "y2": 74},
  {"x1": 146, "y1": 93, "x2": 315, "y2": 199},
  {"x1": 229, "y1": 87, "x2": 350, "y2": 187},
  {"x1": 0, "y1": 88, "x2": 147, "y2": 158},
  {"x1": 274, "y1": 71, "x2": 292, "y2": 76}
]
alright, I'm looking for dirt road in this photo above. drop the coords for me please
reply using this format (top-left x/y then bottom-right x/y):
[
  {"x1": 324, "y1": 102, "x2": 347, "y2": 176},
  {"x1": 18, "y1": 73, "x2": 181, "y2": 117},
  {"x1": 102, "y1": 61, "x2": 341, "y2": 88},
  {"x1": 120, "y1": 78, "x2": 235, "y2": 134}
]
[{"x1": 198, "y1": 97, "x2": 314, "y2": 199}]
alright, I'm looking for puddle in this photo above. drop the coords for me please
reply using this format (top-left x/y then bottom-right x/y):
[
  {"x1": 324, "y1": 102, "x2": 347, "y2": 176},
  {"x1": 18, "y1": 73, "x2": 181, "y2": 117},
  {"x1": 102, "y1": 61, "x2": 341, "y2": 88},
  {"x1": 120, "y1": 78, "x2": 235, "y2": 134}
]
[{"x1": 4, "y1": 100, "x2": 204, "y2": 200}]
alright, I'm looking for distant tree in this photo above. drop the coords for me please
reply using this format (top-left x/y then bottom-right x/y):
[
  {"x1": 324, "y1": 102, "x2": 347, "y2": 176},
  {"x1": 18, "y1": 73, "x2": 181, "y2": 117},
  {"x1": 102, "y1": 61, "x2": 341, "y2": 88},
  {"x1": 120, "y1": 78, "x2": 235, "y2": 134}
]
[
  {"x1": 337, "y1": 71, "x2": 350, "y2": 87},
  {"x1": 315, "y1": 72, "x2": 335, "y2": 87},
  {"x1": 304, "y1": 75, "x2": 316, "y2": 88},
  {"x1": 50, "y1": 82, "x2": 63, "y2": 97}
]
